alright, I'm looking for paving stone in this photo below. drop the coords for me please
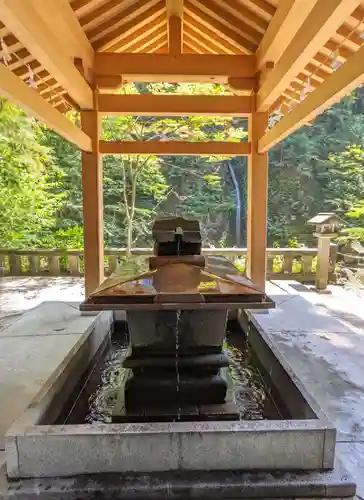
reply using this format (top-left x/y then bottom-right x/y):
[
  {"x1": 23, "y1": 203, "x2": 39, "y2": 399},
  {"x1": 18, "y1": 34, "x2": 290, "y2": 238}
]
[
  {"x1": 0, "y1": 334, "x2": 83, "y2": 448},
  {"x1": 0, "y1": 301, "x2": 94, "y2": 337},
  {"x1": 336, "y1": 442, "x2": 364, "y2": 499}
]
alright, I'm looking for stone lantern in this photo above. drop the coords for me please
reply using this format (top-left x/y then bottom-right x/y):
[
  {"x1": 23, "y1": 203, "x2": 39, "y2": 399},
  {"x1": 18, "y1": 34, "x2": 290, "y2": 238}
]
[{"x1": 307, "y1": 212, "x2": 345, "y2": 292}]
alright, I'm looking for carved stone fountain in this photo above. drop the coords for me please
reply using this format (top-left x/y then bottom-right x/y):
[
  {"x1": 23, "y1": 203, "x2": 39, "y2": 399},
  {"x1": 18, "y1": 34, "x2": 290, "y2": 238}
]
[{"x1": 82, "y1": 216, "x2": 274, "y2": 422}]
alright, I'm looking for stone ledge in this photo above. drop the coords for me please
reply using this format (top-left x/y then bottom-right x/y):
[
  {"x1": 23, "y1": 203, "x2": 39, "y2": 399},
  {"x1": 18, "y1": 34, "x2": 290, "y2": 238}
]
[
  {"x1": 7, "y1": 420, "x2": 331, "y2": 478},
  {"x1": 0, "y1": 460, "x2": 356, "y2": 500}
]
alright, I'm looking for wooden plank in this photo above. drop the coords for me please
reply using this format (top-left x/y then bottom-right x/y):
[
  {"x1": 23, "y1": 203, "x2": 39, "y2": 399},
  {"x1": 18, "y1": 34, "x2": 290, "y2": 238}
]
[
  {"x1": 257, "y1": 0, "x2": 360, "y2": 111},
  {"x1": 81, "y1": 109, "x2": 104, "y2": 296},
  {"x1": 247, "y1": 110, "x2": 268, "y2": 290},
  {"x1": 259, "y1": 43, "x2": 364, "y2": 152},
  {"x1": 99, "y1": 140, "x2": 251, "y2": 156},
  {"x1": 95, "y1": 53, "x2": 256, "y2": 82},
  {"x1": 256, "y1": 0, "x2": 318, "y2": 70},
  {"x1": 97, "y1": 94, "x2": 252, "y2": 116},
  {"x1": 0, "y1": 63, "x2": 91, "y2": 151},
  {"x1": 0, "y1": 0, "x2": 93, "y2": 109}
]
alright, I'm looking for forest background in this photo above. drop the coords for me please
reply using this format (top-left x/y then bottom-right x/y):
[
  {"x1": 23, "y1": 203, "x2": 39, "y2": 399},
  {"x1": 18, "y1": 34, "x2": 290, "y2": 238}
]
[{"x1": 1, "y1": 82, "x2": 364, "y2": 251}]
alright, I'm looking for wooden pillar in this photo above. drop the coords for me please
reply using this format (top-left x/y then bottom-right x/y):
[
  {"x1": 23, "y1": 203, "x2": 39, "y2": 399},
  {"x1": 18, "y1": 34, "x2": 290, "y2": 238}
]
[
  {"x1": 247, "y1": 107, "x2": 268, "y2": 290},
  {"x1": 81, "y1": 108, "x2": 104, "y2": 296}
]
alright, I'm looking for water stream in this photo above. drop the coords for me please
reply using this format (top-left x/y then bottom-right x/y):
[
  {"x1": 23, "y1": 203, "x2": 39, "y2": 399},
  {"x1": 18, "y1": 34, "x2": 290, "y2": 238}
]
[
  {"x1": 77, "y1": 322, "x2": 274, "y2": 424},
  {"x1": 175, "y1": 309, "x2": 182, "y2": 421}
]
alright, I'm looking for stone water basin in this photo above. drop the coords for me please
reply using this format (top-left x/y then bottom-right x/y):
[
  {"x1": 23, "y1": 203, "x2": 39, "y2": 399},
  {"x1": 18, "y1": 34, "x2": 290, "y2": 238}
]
[{"x1": 5, "y1": 313, "x2": 336, "y2": 479}]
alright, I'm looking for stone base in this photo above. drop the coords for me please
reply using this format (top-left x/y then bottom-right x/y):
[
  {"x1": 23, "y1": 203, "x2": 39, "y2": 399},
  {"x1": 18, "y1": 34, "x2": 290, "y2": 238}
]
[
  {"x1": 113, "y1": 402, "x2": 240, "y2": 423},
  {"x1": 0, "y1": 460, "x2": 356, "y2": 500},
  {"x1": 125, "y1": 372, "x2": 228, "y2": 409}
]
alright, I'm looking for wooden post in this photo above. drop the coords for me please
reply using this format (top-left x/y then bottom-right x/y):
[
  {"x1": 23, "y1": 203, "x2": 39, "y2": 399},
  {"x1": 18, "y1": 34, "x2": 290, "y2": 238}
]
[
  {"x1": 247, "y1": 107, "x2": 268, "y2": 290},
  {"x1": 81, "y1": 107, "x2": 104, "y2": 297}
]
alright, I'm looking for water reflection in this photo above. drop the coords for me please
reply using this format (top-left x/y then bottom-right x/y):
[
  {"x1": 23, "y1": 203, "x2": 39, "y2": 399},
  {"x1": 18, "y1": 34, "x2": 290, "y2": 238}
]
[{"x1": 86, "y1": 337, "x2": 267, "y2": 423}]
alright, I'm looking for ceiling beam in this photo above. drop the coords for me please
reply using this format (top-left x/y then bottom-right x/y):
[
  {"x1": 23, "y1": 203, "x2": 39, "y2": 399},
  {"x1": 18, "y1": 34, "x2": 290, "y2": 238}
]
[
  {"x1": 256, "y1": 0, "x2": 318, "y2": 70},
  {"x1": 95, "y1": 53, "x2": 256, "y2": 82},
  {"x1": 99, "y1": 140, "x2": 251, "y2": 156},
  {"x1": 168, "y1": 15, "x2": 183, "y2": 55},
  {"x1": 0, "y1": 0, "x2": 93, "y2": 109},
  {"x1": 258, "y1": 43, "x2": 364, "y2": 152},
  {"x1": 167, "y1": 0, "x2": 183, "y2": 55},
  {"x1": 257, "y1": 0, "x2": 360, "y2": 111},
  {"x1": 0, "y1": 62, "x2": 91, "y2": 151},
  {"x1": 98, "y1": 94, "x2": 252, "y2": 116}
]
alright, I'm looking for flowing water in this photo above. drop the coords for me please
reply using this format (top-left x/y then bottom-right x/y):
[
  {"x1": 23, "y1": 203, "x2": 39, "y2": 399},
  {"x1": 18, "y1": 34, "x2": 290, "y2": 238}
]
[{"x1": 78, "y1": 321, "x2": 274, "y2": 424}]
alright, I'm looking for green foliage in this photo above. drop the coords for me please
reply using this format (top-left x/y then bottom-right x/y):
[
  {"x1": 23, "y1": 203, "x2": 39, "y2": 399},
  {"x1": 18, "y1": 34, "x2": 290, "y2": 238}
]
[
  {"x1": 0, "y1": 99, "x2": 63, "y2": 248},
  {"x1": 2, "y1": 84, "x2": 364, "y2": 251}
]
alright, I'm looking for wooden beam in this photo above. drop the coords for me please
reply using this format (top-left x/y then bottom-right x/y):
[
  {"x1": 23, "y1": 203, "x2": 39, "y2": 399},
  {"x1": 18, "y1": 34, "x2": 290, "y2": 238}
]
[
  {"x1": 32, "y1": 0, "x2": 94, "y2": 82},
  {"x1": 166, "y1": 0, "x2": 183, "y2": 55},
  {"x1": 247, "y1": 109, "x2": 268, "y2": 290},
  {"x1": 97, "y1": 94, "x2": 252, "y2": 116},
  {"x1": 259, "y1": 43, "x2": 364, "y2": 152},
  {"x1": 95, "y1": 53, "x2": 256, "y2": 82},
  {"x1": 168, "y1": 16, "x2": 183, "y2": 55},
  {"x1": 0, "y1": 62, "x2": 91, "y2": 151},
  {"x1": 257, "y1": 0, "x2": 318, "y2": 70},
  {"x1": 95, "y1": 75, "x2": 123, "y2": 91},
  {"x1": 0, "y1": 0, "x2": 93, "y2": 109},
  {"x1": 228, "y1": 77, "x2": 257, "y2": 95},
  {"x1": 166, "y1": 0, "x2": 184, "y2": 16},
  {"x1": 81, "y1": 109, "x2": 104, "y2": 296},
  {"x1": 99, "y1": 140, "x2": 251, "y2": 156},
  {"x1": 257, "y1": 0, "x2": 360, "y2": 111}
]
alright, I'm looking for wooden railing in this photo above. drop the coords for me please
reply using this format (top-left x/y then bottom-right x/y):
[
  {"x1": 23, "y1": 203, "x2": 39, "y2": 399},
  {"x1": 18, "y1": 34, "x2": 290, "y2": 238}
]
[{"x1": 0, "y1": 245, "x2": 338, "y2": 283}]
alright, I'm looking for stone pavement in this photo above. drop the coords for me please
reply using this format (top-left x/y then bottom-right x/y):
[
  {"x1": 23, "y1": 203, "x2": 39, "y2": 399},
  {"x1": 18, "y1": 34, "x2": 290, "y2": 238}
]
[
  {"x1": 0, "y1": 277, "x2": 94, "y2": 452},
  {"x1": 1, "y1": 276, "x2": 364, "y2": 495},
  {"x1": 0, "y1": 276, "x2": 85, "y2": 331},
  {"x1": 254, "y1": 280, "x2": 364, "y2": 498}
]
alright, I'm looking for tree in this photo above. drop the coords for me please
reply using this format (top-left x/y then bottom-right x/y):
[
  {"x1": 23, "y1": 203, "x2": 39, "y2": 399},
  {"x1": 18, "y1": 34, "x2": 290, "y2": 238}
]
[{"x1": 0, "y1": 99, "x2": 62, "y2": 248}]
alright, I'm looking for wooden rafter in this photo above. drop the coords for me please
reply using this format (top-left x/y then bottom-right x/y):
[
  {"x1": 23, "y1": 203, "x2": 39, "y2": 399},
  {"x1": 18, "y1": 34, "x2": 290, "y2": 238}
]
[
  {"x1": 97, "y1": 94, "x2": 252, "y2": 116},
  {"x1": 184, "y1": 1, "x2": 257, "y2": 54},
  {"x1": 91, "y1": 1, "x2": 165, "y2": 51},
  {"x1": 105, "y1": 14, "x2": 166, "y2": 53},
  {"x1": 184, "y1": 33, "x2": 215, "y2": 54},
  {"x1": 77, "y1": 0, "x2": 128, "y2": 30},
  {"x1": 129, "y1": 29, "x2": 167, "y2": 54},
  {"x1": 219, "y1": 0, "x2": 268, "y2": 33},
  {"x1": 257, "y1": 0, "x2": 361, "y2": 111},
  {"x1": 95, "y1": 53, "x2": 256, "y2": 82},
  {"x1": 189, "y1": 0, "x2": 262, "y2": 45},
  {"x1": 0, "y1": 0, "x2": 93, "y2": 109},
  {"x1": 0, "y1": 61, "x2": 91, "y2": 150},
  {"x1": 257, "y1": 0, "x2": 318, "y2": 70},
  {"x1": 99, "y1": 140, "x2": 251, "y2": 156},
  {"x1": 259, "y1": 43, "x2": 364, "y2": 152},
  {"x1": 184, "y1": 14, "x2": 242, "y2": 54}
]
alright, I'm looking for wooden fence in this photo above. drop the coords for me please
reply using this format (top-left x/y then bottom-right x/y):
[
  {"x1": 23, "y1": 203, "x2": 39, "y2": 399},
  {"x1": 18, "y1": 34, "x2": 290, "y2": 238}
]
[{"x1": 0, "y1": 246, "x2": 338, "y2": 283}]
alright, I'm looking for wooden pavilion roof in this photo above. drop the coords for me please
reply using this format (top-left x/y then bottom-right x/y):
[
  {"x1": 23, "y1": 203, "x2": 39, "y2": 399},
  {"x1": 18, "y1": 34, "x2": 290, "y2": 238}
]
[{"x1": 1, "y1": 0, "x2": 364, "y2": 153}]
